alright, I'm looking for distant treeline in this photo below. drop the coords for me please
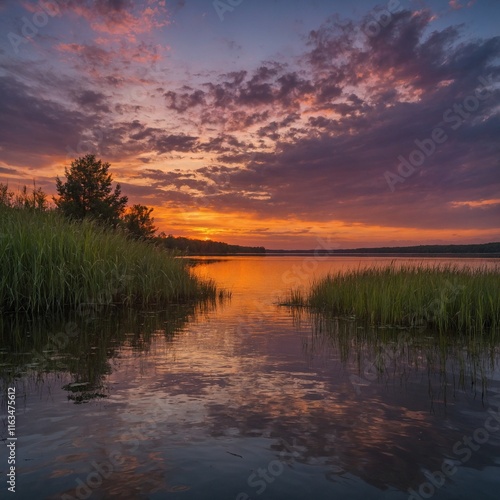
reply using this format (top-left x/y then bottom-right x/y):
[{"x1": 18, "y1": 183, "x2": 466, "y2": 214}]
[
  {"x1": 155, "y1": 234, "x2": 266, "y2": 255},
  {"x1": 266, "y1": 242, "x2": 500, "y2": 254},
  {"x1": 155, "y1": 239, "x2": 500, "y2": 255}
]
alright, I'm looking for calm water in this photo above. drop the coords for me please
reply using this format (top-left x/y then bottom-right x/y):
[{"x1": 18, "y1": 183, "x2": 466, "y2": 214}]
[{"x1": 1, "y1": 256, "x2": 500, "y2": 500}]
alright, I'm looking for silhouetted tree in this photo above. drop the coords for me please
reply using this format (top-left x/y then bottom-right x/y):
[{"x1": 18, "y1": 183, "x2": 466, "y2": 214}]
[
  {"x1": 0, "y1": 182, "x2": 47, "y2": 210},
  {"x1": 0, "y1": 183, "x2": 14, "y2": 207},
  {"x1": 122, "y1": 204, "x2": 157, "y2": 240},
  {"x1": 54, "y1": 155, "x2": 127, "y2": 226},
  {"x1": 154, "y1": 234, "x2": 266, "y2": 254}
]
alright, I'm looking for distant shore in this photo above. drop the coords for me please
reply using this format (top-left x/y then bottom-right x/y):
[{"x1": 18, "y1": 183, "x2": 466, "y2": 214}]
[
  {"x1": 265, "y1": 242, "x2": 500, "y2": 255},
  {"x1": 263, "y1": 252, "x2": 500, "y2": 258},
  {"x1": 183, "y1": 250, "x2": 500, "y2": 258},
  {"x1": 179, "y1": 242, "x2": 500, "y2": 256}
]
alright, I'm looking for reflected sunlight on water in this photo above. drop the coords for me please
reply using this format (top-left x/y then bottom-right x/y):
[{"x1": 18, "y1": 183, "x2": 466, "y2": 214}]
[{"x1": 1, "y1": 256, "x2": 500, "y2": 499}]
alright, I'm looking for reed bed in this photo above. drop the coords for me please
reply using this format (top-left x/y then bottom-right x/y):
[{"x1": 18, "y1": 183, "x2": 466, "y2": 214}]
[
  {"x1": 284, "y1": 263, "x2": 500, "y2": 334},
  {"x1": 0, "y1": 207, "x2": 217, "y2": 313}
]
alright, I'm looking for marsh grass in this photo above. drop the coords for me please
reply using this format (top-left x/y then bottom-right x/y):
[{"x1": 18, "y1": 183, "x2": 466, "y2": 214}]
[
  {"x1": 0, "y1": 207, "x2": 217, "y2": 313},
  {"x1": 283, "y1": 264, "x2": 500, "y2": 334}
]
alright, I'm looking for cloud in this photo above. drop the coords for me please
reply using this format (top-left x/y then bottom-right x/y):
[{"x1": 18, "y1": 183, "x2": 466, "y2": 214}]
[
  {"x1": 0, "y1": 165, "x2": 18, "y2": 175},
  {"x1": 0, "y1": 2, "x2": 498, "y2": 244},
  {"x1": 449, "y1": 0, "x2": 477, "y2": 10},
  {"x1": 73, "y1": 89, "x2": 110, "y2": 113},
  {"x1": 0, "y1": 74, "x2": 98, "y2": 166},
  {"x1": 59, "y1": 0, "x2": 169, "y2": 37},
  {"x1": 57, "y1": 41, "x2": 163, "y2": 81},
  {"x1": 164, "y1": 88, "x2": 206, "y2": 113},
  {"x1": 130, "y1": 9, "x2": 499, "y2": 234}
]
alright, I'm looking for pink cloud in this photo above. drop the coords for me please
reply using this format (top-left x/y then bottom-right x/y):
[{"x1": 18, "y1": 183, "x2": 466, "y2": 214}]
[
  {"x1": 449, "y1": 0, "x2": 477, "y2": 10},
  {"x1": 56, "y1": 41, "x2": 163, "y2": 78},
  {"x1": 70, "y1": 1, "x2": 169, "y2": 38}
]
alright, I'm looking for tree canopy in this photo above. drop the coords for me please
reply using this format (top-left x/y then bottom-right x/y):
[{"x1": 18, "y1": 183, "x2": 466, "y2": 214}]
[
  {"x1": 123, "y1": 204, "x2": 157, "y2": 240},
  {"x1": 0, "y1": 182, "x2": 47, "y2": 211},
  {"x1": 155, "y1": 234, "x2": 266, "y2": 254},
  {"x1": 54, "y1": 154, "x2": 127, "y2": 226}
]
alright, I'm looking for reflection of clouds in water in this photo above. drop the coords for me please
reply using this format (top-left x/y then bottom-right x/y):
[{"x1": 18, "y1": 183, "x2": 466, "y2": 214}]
[
  {"x1": 101, "y1": 309, "x2": 500, "y2": 493},
  {"x1": 3, "y1": 257, "x2": 500, "y2": 498}
]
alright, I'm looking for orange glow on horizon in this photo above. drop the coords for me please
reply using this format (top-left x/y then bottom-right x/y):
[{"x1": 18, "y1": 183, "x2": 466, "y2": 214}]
[
  {"x1": 150, "y1": 205, "x2": 500, "y2": 249},
  {"x1": 2, "y1": 157, "x2": 498, "y2": 250}
]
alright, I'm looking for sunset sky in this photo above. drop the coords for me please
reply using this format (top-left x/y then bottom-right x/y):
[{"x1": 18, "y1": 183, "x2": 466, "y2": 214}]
[{"x1": 0, "y1": 0, "x2": 499, "y2": 249}]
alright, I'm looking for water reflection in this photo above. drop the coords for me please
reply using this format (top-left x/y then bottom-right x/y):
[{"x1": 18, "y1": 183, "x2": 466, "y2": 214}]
[
  {"x1": 1, "y1": 256, "x2": 499, "y2": 499},
  {"x1": 303, "y1": 313, "x2": 499, "y2": 404},
  {"x1": 291, "y1": 314, "x2": 500, "y2": 491},
  {"x1": 0, "y1": 302, "x2": 210, "y2": 405}
]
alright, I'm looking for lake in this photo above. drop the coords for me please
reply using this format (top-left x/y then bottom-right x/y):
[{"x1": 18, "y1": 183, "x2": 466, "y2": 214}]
[{"x1": 1, "y1": 256, "x2": 500, "y2": 499}]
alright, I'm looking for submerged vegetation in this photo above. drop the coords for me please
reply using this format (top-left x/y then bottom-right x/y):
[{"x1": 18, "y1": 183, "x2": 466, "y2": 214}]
[
  {"x1": 0, "y1": 206, "x2": 217, "y2": 313},
  {"x1": 283, "y1": 264, "x2": 500, "y2": 334}
]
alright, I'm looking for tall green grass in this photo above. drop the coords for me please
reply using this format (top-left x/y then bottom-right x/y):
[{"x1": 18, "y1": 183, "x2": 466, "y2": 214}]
[
  {"x1": 0, "y1": 206, "x2": 217, "y2": 313},
  {"x1": 284, "y1": 264, "x2": 500, "y2": 334}
]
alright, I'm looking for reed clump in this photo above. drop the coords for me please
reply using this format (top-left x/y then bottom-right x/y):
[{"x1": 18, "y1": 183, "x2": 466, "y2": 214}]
[
  {"x1": 285, "y1": 264, "x2": 500, "y2": 334},
  {"x1": 0, "y1": 206, "x2": 217, "y2": 313}
]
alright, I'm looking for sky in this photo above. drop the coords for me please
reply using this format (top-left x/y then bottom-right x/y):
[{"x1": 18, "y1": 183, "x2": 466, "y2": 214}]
[{"x1": 0, "y1": 0, "x2": 499, "y2": 250}]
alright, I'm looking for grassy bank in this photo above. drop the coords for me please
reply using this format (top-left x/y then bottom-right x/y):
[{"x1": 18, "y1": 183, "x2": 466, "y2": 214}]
[
  {"x1": 0, "y1": 207, "x2": 217, "y2": 313},
  {"x1": 283, "y1": 264, "x2": 500, "y2": 334}
]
